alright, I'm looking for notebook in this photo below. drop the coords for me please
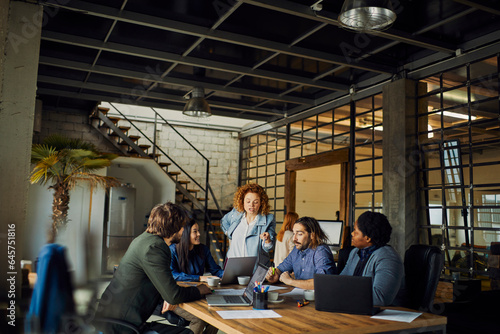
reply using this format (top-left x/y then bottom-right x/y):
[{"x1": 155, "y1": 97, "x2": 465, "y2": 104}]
[
  {"x1": 219, "y1": 256, "x2": 257, "y2": 285},
  {"x1": 314, "y1": 274, "x2": 381, "y2": 315},
  {"x1": 206, "y1": 263, "x2": 268, "y2": 306}
]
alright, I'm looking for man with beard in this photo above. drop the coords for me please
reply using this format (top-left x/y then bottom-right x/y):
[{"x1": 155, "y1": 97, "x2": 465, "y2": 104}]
[
  {"x1": 95, "y1": 202, "x2": 212, "y2": 334},
  {"x1": 265, "y1": 216, "x2": 336, "y2": 290}
]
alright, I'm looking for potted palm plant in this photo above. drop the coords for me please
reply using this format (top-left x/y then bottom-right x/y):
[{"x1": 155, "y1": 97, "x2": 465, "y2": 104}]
[{"x1": 30, "y1": 134, "x2": 119, "y2": 243}]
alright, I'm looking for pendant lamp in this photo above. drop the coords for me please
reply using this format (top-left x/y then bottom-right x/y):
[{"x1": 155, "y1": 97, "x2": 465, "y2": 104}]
[
  {"x1": 338, "y1": 0, "x2": 396, "y2": 32},
  {"x1": 182, "y1": 87, "x2": 211, "y2": 117}
]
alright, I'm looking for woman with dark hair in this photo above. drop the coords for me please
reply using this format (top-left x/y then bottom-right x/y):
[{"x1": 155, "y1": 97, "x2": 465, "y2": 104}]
[
  {"x1": 170, "y1": 219, "x2": 223, "y2": 282},
  {"x1": 340, "y1": 211, "x2": 404, "y2": 306},
  {"x1": 221, "y1": 183, "x2": 276, "y2": 265},
  {"x1": 274, "y1": 212, "x2": 299, "y2": 266},
  {"x1": 154, "y1": 220, "x2": 221, "y2": 334}
]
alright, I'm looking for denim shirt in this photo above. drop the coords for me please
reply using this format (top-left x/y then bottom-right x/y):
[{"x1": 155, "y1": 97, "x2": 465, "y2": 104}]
[
  {"x1": 169, "y1": 244, "x2": 224, "y2": 282},
  {"x1": 221, "y1": 208, "x2": 276, "y2": 258},
  {"x1": 277, "y1": 244, "x2": 337, "y2": 280}
]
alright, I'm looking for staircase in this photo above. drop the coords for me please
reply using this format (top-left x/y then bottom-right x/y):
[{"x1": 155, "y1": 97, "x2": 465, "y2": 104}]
[{"x1": 89, "y1": 103, "x2": 227, "y2": 265}]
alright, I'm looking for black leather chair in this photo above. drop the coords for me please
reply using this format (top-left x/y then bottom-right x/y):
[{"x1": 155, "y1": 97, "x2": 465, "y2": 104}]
[
  {"x1": 403, "y1": 244, "x2": 443, "y2": 313},
  {"x1": 337, "y1": 245, "x2": 355, "y2": 273}
]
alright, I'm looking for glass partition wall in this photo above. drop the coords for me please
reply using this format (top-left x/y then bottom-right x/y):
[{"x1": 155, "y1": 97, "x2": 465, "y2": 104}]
[
  {"x1": 417, "y1": 55, "x2": 500, "y2": 279},
  {"x1": 240, "y1": 96, "x2": 383, "y2": 230}
]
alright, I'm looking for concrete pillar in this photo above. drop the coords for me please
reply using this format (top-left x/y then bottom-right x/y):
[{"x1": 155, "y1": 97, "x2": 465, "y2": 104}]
[
  {"x1": 0, "y1": 0, "x2": 42, "y2": 311},
  {"x1": 382, "y1": 79, "x2": 427, "y2": 258}
]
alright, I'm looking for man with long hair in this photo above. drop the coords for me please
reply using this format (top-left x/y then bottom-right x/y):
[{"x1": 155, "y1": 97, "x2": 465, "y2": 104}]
[
  {"x1": 266, "y1": 216, "x2": 337, "y2": 290},
  {"x1": 96, "y1": 202, "x2": 212, "y2": 334}
]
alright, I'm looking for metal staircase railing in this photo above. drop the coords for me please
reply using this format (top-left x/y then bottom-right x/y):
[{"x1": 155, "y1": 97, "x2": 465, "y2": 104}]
[{"x1": 90, "y1": 103, "x2": 227, "y2": 264}]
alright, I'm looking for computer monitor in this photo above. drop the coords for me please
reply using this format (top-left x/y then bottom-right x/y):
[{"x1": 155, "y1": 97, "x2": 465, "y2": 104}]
[{"x1": 318, "y1": 220, "x2": 344, "y2": 250}]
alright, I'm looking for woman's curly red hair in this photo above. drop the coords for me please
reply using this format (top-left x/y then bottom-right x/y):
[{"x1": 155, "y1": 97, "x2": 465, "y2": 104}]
[{"x1": 233, "y1": 183, "x2": 270, "y2": 215}]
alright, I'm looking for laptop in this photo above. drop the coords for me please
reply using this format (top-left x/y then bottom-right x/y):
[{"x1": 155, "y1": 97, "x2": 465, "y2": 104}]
[
  {"x1": 314, "y1": 274, "x2": 381, "y2": 315},
  {"x1": 206, "y1": 263, "x2": 268, "y2": 306},
  {"x1": 219, "y1": 256, "x2": 257, "y2": 285}
]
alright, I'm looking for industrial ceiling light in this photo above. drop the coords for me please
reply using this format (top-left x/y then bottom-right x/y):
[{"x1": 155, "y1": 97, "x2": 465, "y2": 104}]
[
  {"x1": 338, "y1": 0, "x2": 397, "y2": 32},
  {"x1": 182, "y1": 87, "x2": 211, "y2": 117}
]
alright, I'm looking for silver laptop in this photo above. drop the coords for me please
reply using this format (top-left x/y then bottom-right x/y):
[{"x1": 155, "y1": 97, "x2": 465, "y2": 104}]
[
  {"x1": 206, "y1": 263, "x2": 268, "y2": 306},
  {"x1": 219, "y1": 256, "x2": 257, "y2": 285},
  {"x1": 314, "y1": 274, "x2": 381, "y2": 315}
]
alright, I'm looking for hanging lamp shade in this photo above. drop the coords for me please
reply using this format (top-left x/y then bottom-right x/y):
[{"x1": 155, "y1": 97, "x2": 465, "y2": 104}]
[
  {"x1": 338, "y1": 0, "x2": 396, "y2": 32},
  {"x1": 182, "y1": 87, "x2": 211, "y2": 117}
]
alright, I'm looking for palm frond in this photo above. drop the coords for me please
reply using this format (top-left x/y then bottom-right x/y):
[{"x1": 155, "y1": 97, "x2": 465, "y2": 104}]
[
  {"x1": 31, "y1": 145, "x2": 57, "y2": 163},
  {"x1": 42, "y1": 134, "x2": 98, "y2": 152},
  {"x1": 30, "y1": 153, "x2": 62, "y2": 185}
]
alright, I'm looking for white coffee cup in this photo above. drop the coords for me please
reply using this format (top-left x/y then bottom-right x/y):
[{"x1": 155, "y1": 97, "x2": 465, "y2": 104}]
[
  {"x1": 268, "y1": 291, "x2": 279, "y2": 302},
  {"x1": 207, "y1": 277, "x2": 220, "y2": 287},
  {"x1": 237, "y1": 275, "x2": 250, "y2": 285},
  {"x1": 304, "y1": 289, "x2": 315, "y2": 301}
]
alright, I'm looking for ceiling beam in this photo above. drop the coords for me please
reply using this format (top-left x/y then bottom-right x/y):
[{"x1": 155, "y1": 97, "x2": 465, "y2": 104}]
[
  {"x1": 41, "y1": 0, "x2": 393, "y2": 73},
  {"x1": 38, "y1": 56, "x2": 315, "y2": 106},
  {"x1": 42, "y1": 31, "x2": 349, "y2": 92},
  {"x1": 36, "y1": 87, "x2": 272, "y2": 122},
  {"x1": 453, "y1": 0, "x2": 500, "y2": 16},
  {"x1": 37, "y1": 75, "x2": 284, "y2": 116},
  {"x1": 241, "y1": 0, "x2": 456, "y2": 54}
]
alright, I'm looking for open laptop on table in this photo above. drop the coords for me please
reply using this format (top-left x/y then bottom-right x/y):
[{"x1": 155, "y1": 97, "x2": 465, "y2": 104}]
[
  {"x1": 206, "y1": 263, "x2": 268, "y2": 306},
  {"x1": 314, "y1": 274, "x2": 381, "y2": 315},
  {"x1": 219, "y1": 256, "x2": 257, "y2": 285}
]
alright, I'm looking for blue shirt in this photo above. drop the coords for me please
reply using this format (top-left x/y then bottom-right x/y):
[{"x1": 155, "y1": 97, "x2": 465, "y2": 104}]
[
  {"x1": 169, "y1": 244, "x2": 224, "y2": 282},
  {"x1": 277, "y1": 244, "x2": 337, "y2": 280}
]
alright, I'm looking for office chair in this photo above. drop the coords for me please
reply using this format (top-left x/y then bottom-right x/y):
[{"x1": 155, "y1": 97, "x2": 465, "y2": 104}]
[
  {"x1": 337, "y1": 245, "x2": 355, "y2": 274},
  {"x1": 403, "y1": 244, "x2": 443, "y2": 313}
]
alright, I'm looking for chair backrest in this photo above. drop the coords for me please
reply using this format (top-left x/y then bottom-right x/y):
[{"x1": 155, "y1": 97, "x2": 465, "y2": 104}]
[
  {"x1": 337, "y1": 245, "x2": 355, "y2": 274},
  {"x1": 404, "y1": 244, "x2": 443, "y2": 312},
  {"x1": 25, "y1": 244, "x2": 75, "y2": 333}
]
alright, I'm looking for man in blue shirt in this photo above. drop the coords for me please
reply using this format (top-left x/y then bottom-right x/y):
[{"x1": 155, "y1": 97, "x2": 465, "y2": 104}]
[{"x1": 265, "y1": 216, "x2": 337, "y2": 290}]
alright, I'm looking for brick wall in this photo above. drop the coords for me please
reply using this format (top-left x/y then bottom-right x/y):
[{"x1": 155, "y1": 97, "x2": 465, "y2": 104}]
[
  {"x1": 33, "y1": 107, "x2": 122, "y2": 154},
  {"x1": 34, "y1": 106, "x2": 240, "y2": 210}
]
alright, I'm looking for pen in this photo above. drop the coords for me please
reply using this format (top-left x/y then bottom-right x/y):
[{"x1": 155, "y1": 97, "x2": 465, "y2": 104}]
[{"x1": 272, "y1": 267, "x2": 275, "y2": 275}]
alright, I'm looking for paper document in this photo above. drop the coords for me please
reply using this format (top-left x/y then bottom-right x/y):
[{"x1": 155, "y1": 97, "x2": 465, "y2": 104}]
[
  {"x1": 371, "y1": 309, "x2": 422, "y2": 323},
  {"x1": 217, "y1": 310, "x2": 282, "y2": 319},
  {"x1": 280, "y1": 288, "x2": 304, "y2": 299},
  {"x1": 263, "y1": 285, "x2": 287, "y2": 291},
  {"x1": 211, "y1": 289, "x2": 245, "y2": 295}
]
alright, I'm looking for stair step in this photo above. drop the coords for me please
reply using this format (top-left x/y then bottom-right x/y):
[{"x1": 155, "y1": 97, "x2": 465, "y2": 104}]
[
  {"x1": 119, "y1": 141, "x2": 130, "y2": 146},
  {"x1": 149, "y1": 153, "x2": 161, "y2": 159},
  {"x1": 187, "y1": 189, "x2": 199, "y2": 193},
  {"x1": 139, "y1": 144, "x2": 151, "y2": 150},
  {"x1": 197, "y1": 198, "x2": 206, "y2": 201},
  {"x1": 129, "y1": 135, "x2": 141, "y2": 142},
  {"x1": 119, "y1": 126, "x2": 131, "y2": 132},
  {"x1": 108, "y1": 116, "x2": 121, "y2": 124},
  {"x1": 109, "y1": 131, "x2": 120, "y2": 137},
  {"x1": 159, "y1": 162, "x2": 171, "y2": 168},
  {"x1": 98, "y1": 106, "x2": 110, "y2": 114},
  {"x1": 169, "y1": 171, "x2": 181, "y2": 176},
  {"x1": 178, "y1": 180, "x2": 190, "y2": 184}
]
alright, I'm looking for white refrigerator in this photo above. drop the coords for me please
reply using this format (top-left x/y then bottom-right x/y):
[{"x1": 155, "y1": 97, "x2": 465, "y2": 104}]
[{"x1": 105, "y1": 186, "x2": 136, "y2": 273}]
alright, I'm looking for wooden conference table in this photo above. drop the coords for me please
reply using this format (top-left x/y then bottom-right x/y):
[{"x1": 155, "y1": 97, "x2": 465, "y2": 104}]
[{"x1": 179, "y1": 283, "x2": 447, "y2": 334}]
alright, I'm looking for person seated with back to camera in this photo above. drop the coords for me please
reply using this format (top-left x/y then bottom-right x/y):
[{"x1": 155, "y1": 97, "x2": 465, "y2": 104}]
[
  {"x1": 266, "y1": 216, "x2": 337, "y2": 290},
  {"x1": 340, "y1": 211, "x2": 404, "y2": 306},
  {"x1": 152, "y1": 219, "x2": 222, "y2": 334},
  {"x1": 96, "y1": 202, "x2": 212, "y2": 334}
]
